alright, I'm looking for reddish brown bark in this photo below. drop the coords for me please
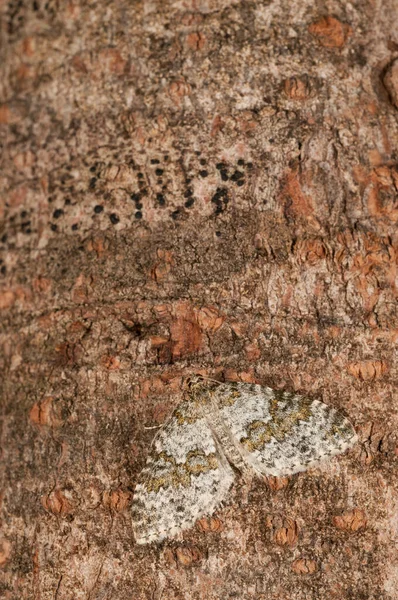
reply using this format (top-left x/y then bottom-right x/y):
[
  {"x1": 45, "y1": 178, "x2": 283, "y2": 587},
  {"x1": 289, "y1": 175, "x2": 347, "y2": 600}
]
[{"x1": 1, "y1": 0, "x2": 398, "y2": 598}]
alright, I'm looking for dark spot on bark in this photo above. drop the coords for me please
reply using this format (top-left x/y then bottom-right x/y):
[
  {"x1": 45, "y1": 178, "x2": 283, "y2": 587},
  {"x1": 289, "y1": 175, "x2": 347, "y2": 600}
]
[
  {"x1": 94, "y1": 205, "x2": 103, "y2": 214},
  {"x1": 230, "y1": 170, "x2": 244, "y2": 182},
  {"x1": 135, "y1": 211, "x2": 143, "y2": 219},
  {"x1": 156, "y1": 193, "x2": 166, "y2": 206},
  {"x1": 109, "y1": 213, "x2": 120, "y2": 224},
  {"x1": 211, "y1": 187, "x2": 229, "y2": 214}
]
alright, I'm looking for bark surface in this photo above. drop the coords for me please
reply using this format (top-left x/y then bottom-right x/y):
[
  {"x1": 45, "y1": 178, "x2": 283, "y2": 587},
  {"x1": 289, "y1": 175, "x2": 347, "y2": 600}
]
[{"x1": 1, "y1": 1, "x2": 398, "y2": 599}]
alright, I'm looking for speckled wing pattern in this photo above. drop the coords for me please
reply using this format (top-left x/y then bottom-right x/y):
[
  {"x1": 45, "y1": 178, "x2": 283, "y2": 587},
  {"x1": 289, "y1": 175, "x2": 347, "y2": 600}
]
[
  {"x1": 213, "y1": 382, "x2": 358, "y2": 476},
  {"x1": 132, "y1": 380, "x2": 357, "y2": 544},
  {"x1": 132, "y1": 399, "x2": 235, "y2": 545}
]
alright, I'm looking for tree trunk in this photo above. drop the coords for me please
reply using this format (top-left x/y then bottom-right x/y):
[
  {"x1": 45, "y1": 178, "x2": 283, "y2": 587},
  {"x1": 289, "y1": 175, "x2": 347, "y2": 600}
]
[{"x1": 1, "y1": 1, "x2": 398, "y2": 598}]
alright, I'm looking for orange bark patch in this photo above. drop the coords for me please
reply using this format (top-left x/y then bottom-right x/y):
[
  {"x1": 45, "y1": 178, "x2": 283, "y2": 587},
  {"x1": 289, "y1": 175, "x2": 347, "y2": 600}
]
[
  {"x1": 41, "y1": 490, "x2": 74, "y2": 516},
  {"x1": 210, "y1": 114, "x2": 225, "y2": 137},
  {"x1": 153, "y1": 303, "x2": 171, "y2": 320},
  {"x1": 174, "y1": 546, "x2": 203, "y2": 567},
  {"x1": 186, "y1": 32, "x2": 206, "y2": 51},
  {"x1": 0, "y1": 290, "x2": 15, "y2": 310},
  {"x1": 266, "y1": 475, "x2": 290, "y2": 491},
  {"x1": 335, "y1": 229, "x2": 396, "y2": 310},
  {"x1": 197, "y1": 306, "x2": 224, "y2": 333},
  {"x1": 102, "y1": 489, "x2": 131, "y2": 511},
  {"x1": 86, "y1": 236, "x2": 109, "y2": 257},
  {"x1": 280, "y1": 169, "x2": 315, "y2": 219},
  {"x1": 291, "y1": 558, "x2": 317, "y2": 574},
  {"x1": 0, "y1": 539, "x2": 11, "y2": 566},
  {"x1": 100, "y1": 355, "x2": 121, "y2": 370},
  {"x1": 54, "y1": 342, "x2": 82, "y2": 367},
  {"x1": 333, "y1": 508, "x2": 367, "y2": 532},
  {"x1": 367, "y1": 166, "x2": 398, "y2": 222},
  {"x1": 238, "y1": 111, "x2": 257, "y2": 133},
  {"x1": 230, "y1": 321, "x2": 248, "y2": 337},
  {"x1": 309, "y1": 16, "x2": 352, "y2": 49},
  {"x1": 168, "y1": 79, "x2": 191, "y2": 106},
  {"x1": 347, "y1": 360, "x2": 388, "y2": 381},
  {"x1": 284, "y1": 76, "x2": 312, "y2": 100},
  {"x1": 0, "y1": 104, "x2": 11, "y2": 124},
  {"x1": 295, "y1": 237, "x2": 327, "y2": 264},
  {"x1": 197, "y1": 516, "x2": 223, "y2": 533},
  {"x1": 150, "y1": 335, "x2": 169, "y2": 348},
  {"x1": 170, "y1": 301, "x2": 202, "y2": 360},
  {"x1": 266, "y1": 515, "x2": 299, "y2": 546},
  {"x1": 21, "y1": 36, "x2": 36, "y2": 57},
  {"x1": 274, "y1": 518, "x2": 299, "y2": 546},
  {"x1": 29, "y1": 397, "x2": 63, "y2": 427}
]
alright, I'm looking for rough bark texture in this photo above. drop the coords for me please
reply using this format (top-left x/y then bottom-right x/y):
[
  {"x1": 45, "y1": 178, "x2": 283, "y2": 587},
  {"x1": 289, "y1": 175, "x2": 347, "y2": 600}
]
[{"x1": 1, "y1": 1, "x2": 398, "y2": 599}]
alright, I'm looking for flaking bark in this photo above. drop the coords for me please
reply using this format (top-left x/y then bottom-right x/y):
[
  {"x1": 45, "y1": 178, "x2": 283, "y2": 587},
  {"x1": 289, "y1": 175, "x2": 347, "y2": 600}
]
[{"x1": 1, "y1": 1, "x2": 398, "y2": 599}]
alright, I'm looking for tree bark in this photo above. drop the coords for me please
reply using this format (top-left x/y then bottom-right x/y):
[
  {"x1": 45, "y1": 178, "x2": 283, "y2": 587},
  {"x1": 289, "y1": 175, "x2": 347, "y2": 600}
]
[{"x1": 1, "y1": 1, "x2": 398, "y2": 598}]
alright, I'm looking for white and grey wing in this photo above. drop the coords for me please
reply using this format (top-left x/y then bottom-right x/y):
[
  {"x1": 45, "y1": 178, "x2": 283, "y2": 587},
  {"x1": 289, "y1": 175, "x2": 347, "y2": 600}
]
[
  {"x1": 215, "y1": 383, "x2": 357, "y2": 477},
  {"x1": 132, "y1": 400, "x2": 235, "y2": 544}
]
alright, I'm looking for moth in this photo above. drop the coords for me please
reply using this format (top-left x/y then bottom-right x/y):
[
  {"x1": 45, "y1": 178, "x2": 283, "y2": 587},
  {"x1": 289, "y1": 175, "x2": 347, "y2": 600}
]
[{"x1": 131, "y1": 377, "x2": 357, "y2": 544}]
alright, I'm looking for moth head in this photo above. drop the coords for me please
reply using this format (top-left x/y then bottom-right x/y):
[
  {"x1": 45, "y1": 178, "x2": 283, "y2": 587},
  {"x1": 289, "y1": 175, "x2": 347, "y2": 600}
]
[
  {"x1": 183, "y1": 374, "x2": 222, "y2": 396},
  {"x1": 184, "y1": 374, "x2": 207, "y2": 391}
]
